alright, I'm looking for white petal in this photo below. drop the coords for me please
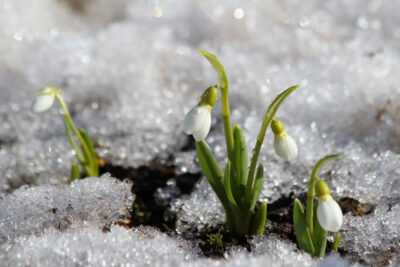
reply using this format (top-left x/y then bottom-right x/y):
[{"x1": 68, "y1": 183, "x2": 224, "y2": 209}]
[
  {"x1": 273, "y1": 134, "x2": 298, "y2": 161},
  {"x1": 33, "y1": 94, "x2": 55, "y2": 113},
  {"x1": 317, "y1": 196, "x2": 343, "y2": 232},
  {"x1": 183, "y1": 106, "x2": 211, "y2": 140}
]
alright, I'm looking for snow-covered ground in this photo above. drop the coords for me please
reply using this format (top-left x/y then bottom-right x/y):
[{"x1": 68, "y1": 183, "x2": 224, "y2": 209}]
[{"x1": 0, "y1": 0, "x2": 399, "y2": 266}]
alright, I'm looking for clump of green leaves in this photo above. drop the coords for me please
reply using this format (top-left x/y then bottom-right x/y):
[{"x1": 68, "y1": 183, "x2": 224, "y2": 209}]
[
  {"x1": 34, "y1": 86, "x2": 99, "y2": 181},
  {"x1": 185, "y1": 50, "x2": 300, "y2": 237},
  {"x1": 293, "y1": 154, "x2": 343, "y2": 257}
]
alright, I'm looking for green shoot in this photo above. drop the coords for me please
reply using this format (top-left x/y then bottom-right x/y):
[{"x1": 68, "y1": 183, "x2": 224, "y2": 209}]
[{"x1": 34, "y1": 86, "x2": 99, "y2": 181}]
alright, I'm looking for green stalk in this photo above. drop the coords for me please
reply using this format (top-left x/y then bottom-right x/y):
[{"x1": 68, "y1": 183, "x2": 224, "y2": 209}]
[
  {"x1": 56, "y1": 94, "x2": 99, "y2": 177},
  {"x1": 306, "y1": 154, "x2": 342, "y2": 236},
  {"x1": 306, "y1": 175, "x2": 318, "y2": 236},
  {"x1": 200, "y1": 50, "x2": 234, "y2": 160},
  {"x1": 333, "y1": 232, "x2": 341, "y2": 252},
  {"x1": 318, "y1": 231, "x2": 327, "y2": 257},
  {"x1": 246, "y1": 85, "x2": 300, "y2": 196}
]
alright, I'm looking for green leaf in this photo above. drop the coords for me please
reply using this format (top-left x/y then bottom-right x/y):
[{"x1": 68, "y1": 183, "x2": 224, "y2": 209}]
[
  {"x1": 247, "y1": 85, "x2": 300, "y2": 194},
  {"x1": 79, "y1": 128, "x2": 98, "y2": 161},
  {"x1": 195, "y1": 141, "x2": 227, "y2": 205},
  {"x1": 293, "y1": 199, "x2": 315, "y2": 255},
  {"x1": 333, "y1": 232, "x2": 341, "y2": 252},
  {"x1": 223, "y1": 161, "x2": 237, "y2": 207},
  {"x1": 199, "y1": 50, "x2": 228, "y2": 90},
  {"x1": 79, "y1": 128, "x2": 99, "y2": 177},
  {"x1": 250, "y1": 201, "x2": 268, "y2": 235},
  {"x1": 249, "y1": 164, "x2": 264, "y2": 211},
  {"x1": 70, "y1": 163, "x2": 81, "y2": 182},
  {"x1": 233, "y1": 125, "x2": 249, "y2": 187},
  {"x1": 63, "y1": 115, "x2": 84, "y2": 163}
]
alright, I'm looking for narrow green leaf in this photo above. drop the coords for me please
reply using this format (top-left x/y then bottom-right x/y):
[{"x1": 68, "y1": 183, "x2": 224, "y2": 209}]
[
  {"x1": 195, "y1": 141, "x2": 227, "y2": 205},
  {"x1": 250, "y1": 201, "x2": 268, "y2": 235},
  {"x1": 63, "y1": 115, "x2": 84, "y2": 163},
  {"x1": 223, "y1": 161, "x2": 237, "y2": 206},
  {"x1": 333, "y1": 232, "x2": 341, "y2": 252},
  {"x1": 247, "y1": 85, "x2": 300, "y2": 194},
  {"x1": 79, "y1": 128, "x2": 99, "y2": 177},
  {"x1": 79, "y1": 128, "x2": 98, "y2": 161},
  {"x1": 70, "y1": 163, "x2": 81, "y2": 182},
  {"x1": 293, "y1": 199, "x2": 315, "y2": 255},
  {"x1": 306, "y1": 153, "x2": 342, "y2": 236},
  {"x1": 249, "y1": 164, "x2": 264, "y2": 211},
  {"x1": 233, "y1": 125, "x2": 249, "y2": 186}
]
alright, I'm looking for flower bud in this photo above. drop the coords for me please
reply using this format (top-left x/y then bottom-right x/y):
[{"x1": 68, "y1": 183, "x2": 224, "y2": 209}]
[
  {"x1": 33, "y1": 86, "x2": 60, "y2": 113},
  {"x1": 272, "y1": 119, "x2": 298, "y2": 161},
  {"x1": 183, "y1": 105, "x2": 211, "y2": 141},
  {"x1": 199, "y1": 86, "x2": 218, "y2": 107},
  {"x1": 316, "y1": 180, "x2": 343, "y2": 232}
]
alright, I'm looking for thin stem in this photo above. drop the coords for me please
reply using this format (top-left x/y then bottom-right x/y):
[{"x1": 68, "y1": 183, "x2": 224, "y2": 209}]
[
  {"x1": 333, "y1": 232, "x2": 341, "y2": 252},
  {"x1": 246, "y1": 85, "x2": 300, "y2": 196},
  {"x1": 199, "y1": 50, "x2": 234, "y2": 160},
  {"x1": 221, "y1": 85, "x2": 234, "y2": 161},
  {"x1": 306, "y1": 154, "x2": 342, "y2": 236},
  {"x1": 318, "y1": 231, "x2": 327, "y2": 257},
  {"x1": 306, "y1": 175, "x2": 318, "y2": 236},
  {"x1": 56, "y1": 94, "x2": 81, "y2": 138},
  {"x1": 56, "y1": 94, "x2": 98, "y2": 177}
]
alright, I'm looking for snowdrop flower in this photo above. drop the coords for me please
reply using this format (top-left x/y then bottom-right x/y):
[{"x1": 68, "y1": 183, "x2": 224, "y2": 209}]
[
  {"x1": 33, "y1": 86, "x2": 60, "y2": 113},
  {"x1": 271, "y1": 119, "x2": 298, "y2": 161},
  {"x1": 316, "y1": 180, "x2": 343, "y2": 232},
  {"x1": 183, "y1": 86, "x2": 218, "y2": 141}
]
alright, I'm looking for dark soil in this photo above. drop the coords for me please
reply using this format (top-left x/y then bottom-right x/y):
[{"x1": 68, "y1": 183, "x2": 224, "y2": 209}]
[
  {"x1": 99, "y1": 156, "x2": 201, "y2": 232},
  {"x1": 99, "y1": 153, "x2": 379, "y2": 262}
]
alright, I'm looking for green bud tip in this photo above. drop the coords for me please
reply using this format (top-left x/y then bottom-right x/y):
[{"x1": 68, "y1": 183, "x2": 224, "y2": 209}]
[
  {"x1": 199, "y1": 86, "x2": 218, "y2": 108},
  {"x1": 316, "y1": 179, "x2": 331, "y2": 200},
  {"x1": 39, "y1": 85, "x2": 61, "y2": 96},
  {"x1": 271, "y1": 119, "x2": 285, "y2": 136}
]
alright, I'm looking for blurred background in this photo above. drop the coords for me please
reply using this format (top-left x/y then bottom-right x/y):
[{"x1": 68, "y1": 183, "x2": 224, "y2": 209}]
[{"x1": 1, "y1": 1, "x2": 400, "y2": 266}]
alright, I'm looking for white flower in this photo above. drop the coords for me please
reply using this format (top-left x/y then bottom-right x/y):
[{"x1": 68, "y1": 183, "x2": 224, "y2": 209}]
[
  {"x1": 317, "y1": 195, "x2": 343, "y2": 232},
  {"x1": 273, "y1": 133, "x2": 298, "y2": 161},
  {"x1": 33, "y1": 87, "x2": 58, "y2": 113},
  {"x1": 183, "y1": 105, "x2": 211, "y2": 141}
]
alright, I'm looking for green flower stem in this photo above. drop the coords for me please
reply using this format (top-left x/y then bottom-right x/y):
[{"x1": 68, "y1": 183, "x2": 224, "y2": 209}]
[
  {"x1": 55, "y1": 94, "x2": 99, "y2": 177},
  {"x1": 63, "y1": 114, "x2": 85, "y2": 163},
  {"x1": 200, "y1": 50, "x2": 234, "y2": 160},
  {"x1": 306, "y1": 174, "x2": 318, "y2": 236},
  {"x1": 306, "y1": 154, "x2": 342, "y2": 236},
  {"x1": 221, "y1": 87, "x2": 234, "y2": 160},
  {"x1": 318, "y1": 231, "x2": 327, "y2": 257},
  {"x1": 333, "y1": 232, "x2": 341, "y2": 252},
  {"x1": 246, "y1": 85, "x2": 300, "y2": 196}
]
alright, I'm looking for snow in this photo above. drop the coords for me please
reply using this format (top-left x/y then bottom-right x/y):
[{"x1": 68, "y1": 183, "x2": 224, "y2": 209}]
[
  {"x1": 0, "y1": 176, "x2": 133, "y2": 244},
  {"x1": 0, "y1": 0, "x2": 399, "y2": 266}
]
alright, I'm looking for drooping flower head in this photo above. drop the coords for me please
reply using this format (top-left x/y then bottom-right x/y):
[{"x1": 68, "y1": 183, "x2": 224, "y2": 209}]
[
  {"x1": 183, "y1": 86, "x2": 218, "y2": 141},
  {"x1": 33, "y1": 86, "x2": 60, "y2": 113},
  {"x1": 316, "y1": 179, "x2": 343, "y2": 232},
  {"x1": 271, "y1": 119, "x2": 298, "y2": 161}
]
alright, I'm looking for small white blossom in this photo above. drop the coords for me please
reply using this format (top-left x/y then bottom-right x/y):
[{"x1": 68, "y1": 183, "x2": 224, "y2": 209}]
[
  {"x1": 33, "y1": 87, "x2": 59, "y2": 113},
  {"x1": 317, "y1": 195, "x2": 343, "y2": 232},
  {"x1": 183, "y1": 105, "x2": 211, "y2": 141},
  {"x1": 273, "y1": 133, "x2": 298, "y2": 161}
]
